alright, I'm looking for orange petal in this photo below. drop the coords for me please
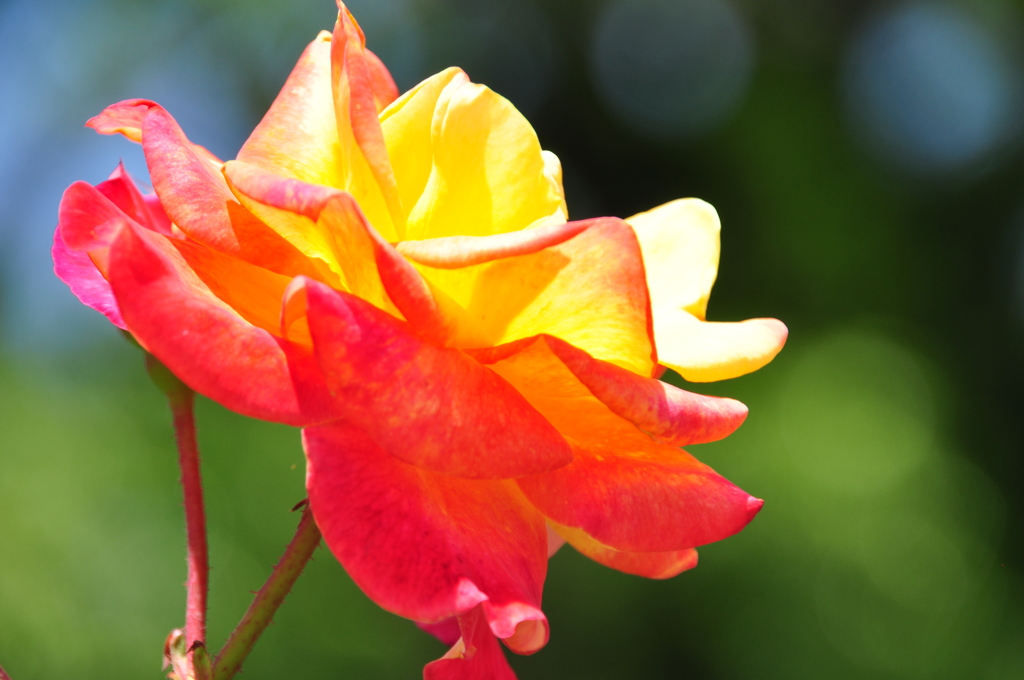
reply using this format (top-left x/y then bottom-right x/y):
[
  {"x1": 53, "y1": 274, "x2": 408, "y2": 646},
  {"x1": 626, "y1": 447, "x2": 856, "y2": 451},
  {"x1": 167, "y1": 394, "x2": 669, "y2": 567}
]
[
  {"x1": 236, "y1": 32, "x2": 341, "y2": 188},
  {"x1": 86, "y1": 98, "x2": 154, "y2": 143},
  {"x1": 95, "y1": 162, "x2": 173, "y2": 235},
  {"x1": 481, "y1": 334, "x2": 760, "y2": 552},
  {"x1": 107, "y1": 221, "x2": 334, "y2": 426},
  {"x1": 365, "y1": 48, "x2": 399, "y2": 112},
  {"x1": 58, "y1": 181, "x2": 128, "y2": 254},
  {"x1": 332, "y1": 2, "x2": 404, "y2": 239},
  {"x1": 305, "y1": 422, "x2": 548, "y2": 641},
  {"x1": 470, "y1": 335, "x2": 747, "y2": 448},
  {"x1": 301, "y1": 278, "x2": 573, "y2": 479},
  {"x1": 224, "y1": 161, "x2": 459, "y2": 344},
  {"x1": 99, "y1": 102, "x2": 323, "y2": 283},
  {"x1": 54, "y1": 164, "x2": 176, "y2": 328},
  {"x1": 88, "y1": 99, "x2": 222, "y2": 167},
  {"x1": 551, "y1": 523, "x2": 698, "y2": 579}
]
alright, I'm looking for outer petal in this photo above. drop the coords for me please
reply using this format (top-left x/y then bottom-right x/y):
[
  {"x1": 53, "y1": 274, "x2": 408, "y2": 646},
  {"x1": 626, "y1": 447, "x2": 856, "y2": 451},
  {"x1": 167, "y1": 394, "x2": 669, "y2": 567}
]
[
  {"x1": 95, "y1": 162, "x2": 173, "y2": 236},
  {"x1": 332, "y1": 3, "x2": 404, "y2": 239},
  {"x1": 106, "y1": 221, "x2": 334, "y2": 426},
  {"x1": 300, "y1": 278, "x2": 572, "y2": 478},
  {"x1": 305, "y1": 423, "x2": 548, "y2": 650},
  {"x1": 469, "y1": 335, "x2": 746, "y2": 448},
  {"x1": 52, "y1": 228, "x2": 125, "y2": 329},
  {"x1": 237, "y1": 32, "x2": 341, "y2": 188},
  {"x1": 654, "y1": 310, "x2": 789, "y2": 383},
  {"x1": 626, "y1": 199, "x2": 788, "y2": 381},
  {"x1": 58, "y1": 181, "x2": 129, "y2": 253},
  {"x1": 424, "y1": 606, "x2": 518, "y2": 680},
  {"x1": 418, "y1": 618, "x2": 463, "y2": 647},
  {"x1": 87, "y1": 98, "x2": 222, "y2": 166},
  {"x1": 551, "y1": 523, "x2": 699, "y2": 580},
  {"x1": 517, "y1": 436, "x2": 763, "y2": 553},
  {"x1": 479, "y1": 339, "x2": 761, "y2": 552},
  {"x1": 91, "y1": 99, "x2": 321, "y2": 281},
  {"x1": 364, "y1": 48, "x2": 399, "y2": 112},
  {"x1": 626, "y1": 198, "x2": 720, "y2": 320},
  {"x1": 85, "y1": 98, "x2": 152, "y2": 143}
]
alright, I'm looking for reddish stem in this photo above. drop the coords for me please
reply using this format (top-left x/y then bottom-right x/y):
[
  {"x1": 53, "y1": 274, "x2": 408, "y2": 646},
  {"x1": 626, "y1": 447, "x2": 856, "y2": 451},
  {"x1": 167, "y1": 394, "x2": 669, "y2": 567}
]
[
  {"x1": 170, "y1": 390, "x2": 209, "y2": 650},
  {"x1": 212, "y1": 505, "x2": 321, "y2": 680}
]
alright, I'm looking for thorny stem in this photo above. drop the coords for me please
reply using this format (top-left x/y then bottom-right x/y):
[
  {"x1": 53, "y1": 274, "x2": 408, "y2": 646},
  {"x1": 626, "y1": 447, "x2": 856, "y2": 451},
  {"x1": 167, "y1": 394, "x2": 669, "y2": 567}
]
[
  {"x1": 145, "y1": 351, "x2": 209, "y2": 657},
  {"x1": 212, "y1": 505, "x2": 322, "y2": 680},
  {"x1": 169, "y1": 389, "x2": 209, "y2": 652}
]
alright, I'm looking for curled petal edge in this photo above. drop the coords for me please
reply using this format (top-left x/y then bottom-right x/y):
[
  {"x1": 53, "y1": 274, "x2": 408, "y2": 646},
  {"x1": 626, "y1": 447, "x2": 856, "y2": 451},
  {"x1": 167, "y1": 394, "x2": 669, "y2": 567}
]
[
  {"x1": 469, "y1": 334, "x2": 747, "y2": 447},
  {"x1": 551, "y1": 522, "x2": 699, "y2": 580}
]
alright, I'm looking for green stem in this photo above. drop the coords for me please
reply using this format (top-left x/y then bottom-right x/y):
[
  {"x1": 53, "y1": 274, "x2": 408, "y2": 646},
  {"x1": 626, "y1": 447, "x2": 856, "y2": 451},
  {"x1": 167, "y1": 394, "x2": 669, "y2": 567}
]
[{"x1": 212, "y1": 505, "x2": 321, "y2": 680}]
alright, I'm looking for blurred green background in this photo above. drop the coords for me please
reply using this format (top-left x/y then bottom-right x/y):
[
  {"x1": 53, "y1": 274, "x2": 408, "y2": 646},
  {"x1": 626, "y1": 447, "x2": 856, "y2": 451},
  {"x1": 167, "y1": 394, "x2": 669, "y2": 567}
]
[{"x1": 2, "y1": 0, "x2": 1023, "y2": 677}]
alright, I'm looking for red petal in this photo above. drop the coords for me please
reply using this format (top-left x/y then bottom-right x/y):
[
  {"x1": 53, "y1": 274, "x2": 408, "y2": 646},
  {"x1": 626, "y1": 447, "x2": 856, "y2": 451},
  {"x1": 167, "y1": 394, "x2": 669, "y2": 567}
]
[
  {"x1": 107, "y1": 222, "x2": 334, "y2": 426},
  {"x1": 418, "y1": 617, "x2": 462, "y2": 647},
  {"x1": 470, "y1": 334, "x2": 747, "y2": 447},
  {"x1": 57, "y1": 181, "x2": 127, "y2": 252},
  {"x1": 52, "y1": 227, "x2": 125, "y2": 329},
  {"x1": 552, "y1": 523, "x2": 698, "y2": 579},
  {"x1": 96, "y1": 162, "x2": 173, "y2": 236},
  {"x1": 304, "y1": 422, "x2": 548, "y2": 645},
  {"x1": 301, "y1": 278, "x2": 572, "y2": 478},
  {"x1": 424, "y1": 606, "x2": 518, "y2": 680}
]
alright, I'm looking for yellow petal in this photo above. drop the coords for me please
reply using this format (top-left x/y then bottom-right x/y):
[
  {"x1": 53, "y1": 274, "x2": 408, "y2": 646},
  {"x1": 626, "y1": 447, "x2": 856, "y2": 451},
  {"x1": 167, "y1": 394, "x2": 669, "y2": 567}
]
[
  {"x1": 459, "y1": 219, "x2": 655, "y2": 376},
  {"x1": 390, "y1": 76, "x2": 565, "y2": 240},
  {"x1": 626, "y1": 198, "x2": 719, "y2": 320},
  {"x1": 656, "y1": 309, "x2": 788, "y2": 382},
  {"x1": 380, "y1": 67, "x2": 468, "y2": 225}
]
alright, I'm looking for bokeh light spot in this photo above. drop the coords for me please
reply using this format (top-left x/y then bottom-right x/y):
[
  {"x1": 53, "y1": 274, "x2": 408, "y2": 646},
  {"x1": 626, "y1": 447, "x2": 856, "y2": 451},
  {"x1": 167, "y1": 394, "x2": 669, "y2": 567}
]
[
  {"x1": 842, "y1": 2, "x2": 1021, "y2": 175},
  {"x1": 779, "y1": 331, "x2": 934, "y2": 496},
  {"x1": 589, "y1": 0, "x2": 754, "y2": 139}
]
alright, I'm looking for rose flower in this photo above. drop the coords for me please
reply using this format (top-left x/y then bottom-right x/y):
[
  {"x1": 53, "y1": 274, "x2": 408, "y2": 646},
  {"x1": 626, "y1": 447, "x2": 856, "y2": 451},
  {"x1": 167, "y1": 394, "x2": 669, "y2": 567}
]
[{"x1": 53, "y1": 2, "x2": 786, "y2": 677}]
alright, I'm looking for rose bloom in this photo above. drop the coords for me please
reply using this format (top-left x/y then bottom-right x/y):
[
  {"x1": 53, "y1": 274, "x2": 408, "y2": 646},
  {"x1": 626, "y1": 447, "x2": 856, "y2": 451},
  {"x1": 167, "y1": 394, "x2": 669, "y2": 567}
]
[{"x1": 54, "y1": 2, "x2": 786, "y2": 677}]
